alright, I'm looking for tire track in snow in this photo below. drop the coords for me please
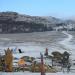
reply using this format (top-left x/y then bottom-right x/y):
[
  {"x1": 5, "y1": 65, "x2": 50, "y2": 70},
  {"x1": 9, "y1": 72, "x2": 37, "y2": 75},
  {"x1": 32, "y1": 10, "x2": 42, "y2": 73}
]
[{"x1": 59, "y1": 31, "x2": 73, "y2": 52}]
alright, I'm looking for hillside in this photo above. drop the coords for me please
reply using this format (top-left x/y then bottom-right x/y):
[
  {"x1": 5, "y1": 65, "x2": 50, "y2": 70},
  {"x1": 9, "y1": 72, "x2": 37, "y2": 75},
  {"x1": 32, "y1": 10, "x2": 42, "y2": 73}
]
[
  {"x1": 0, "y1": 12, "x2": 62, "y2": 33},
  {"x1": 0, "y1": 12, "x2": 75, "y2": 33}
]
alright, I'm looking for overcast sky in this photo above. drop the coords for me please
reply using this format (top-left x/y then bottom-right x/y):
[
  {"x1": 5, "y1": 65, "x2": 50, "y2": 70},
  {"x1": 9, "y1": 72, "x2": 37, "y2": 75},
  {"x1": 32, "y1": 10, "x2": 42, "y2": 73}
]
[{"x1": 0, "y1": 0, "x2": 75, "y2": 18}]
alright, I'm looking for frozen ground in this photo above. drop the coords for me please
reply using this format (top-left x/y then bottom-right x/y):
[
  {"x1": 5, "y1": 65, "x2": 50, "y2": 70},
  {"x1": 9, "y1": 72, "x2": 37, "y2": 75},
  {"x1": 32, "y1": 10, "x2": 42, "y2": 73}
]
[
  {"x1": 0, "y1": 31, "x2": 66, "y2": 57},
  {"x1": 0, "y1": 72, "x2": 75, "y2": 75},
  {"x1": 0, "y1": 31, "x2": 75, "y2": 75}
]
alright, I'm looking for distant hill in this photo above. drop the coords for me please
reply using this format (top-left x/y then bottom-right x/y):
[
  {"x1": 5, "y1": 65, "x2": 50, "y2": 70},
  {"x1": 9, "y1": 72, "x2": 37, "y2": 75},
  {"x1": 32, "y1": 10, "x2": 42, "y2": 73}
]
[{"x1": 0, "y1": 11, "x2": 75, "y2": 33}]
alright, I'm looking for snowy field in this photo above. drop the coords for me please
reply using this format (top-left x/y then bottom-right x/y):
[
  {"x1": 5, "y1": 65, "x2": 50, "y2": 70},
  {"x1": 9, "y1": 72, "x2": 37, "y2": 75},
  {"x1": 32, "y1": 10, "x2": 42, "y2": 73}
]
[
  {"x1": 0, "y1": 31, "x2": 66, "y2": 57},
  {"x1": 0, "y1": 72, "x2": 75, "y2": 75},
  {"x1": 0, "y1": 31, "x2": 75, "y2": 75}
]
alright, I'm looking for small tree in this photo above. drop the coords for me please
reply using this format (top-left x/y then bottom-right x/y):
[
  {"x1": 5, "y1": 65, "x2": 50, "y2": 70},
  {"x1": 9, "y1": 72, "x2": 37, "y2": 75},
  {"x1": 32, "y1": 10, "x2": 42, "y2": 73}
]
[{"x1": 5, "y1": 48, "x2": 13, "y2": 72}]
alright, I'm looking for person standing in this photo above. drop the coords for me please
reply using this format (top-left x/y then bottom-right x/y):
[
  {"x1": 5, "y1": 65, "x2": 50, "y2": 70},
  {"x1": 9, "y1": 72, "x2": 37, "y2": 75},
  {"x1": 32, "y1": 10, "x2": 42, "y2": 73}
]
[
  {"x1": 44, "y1": 48, "x2": 48, "y2": 56},
  {"x1": 67, "y1": 63, "x2": 71, "y2": 73}
]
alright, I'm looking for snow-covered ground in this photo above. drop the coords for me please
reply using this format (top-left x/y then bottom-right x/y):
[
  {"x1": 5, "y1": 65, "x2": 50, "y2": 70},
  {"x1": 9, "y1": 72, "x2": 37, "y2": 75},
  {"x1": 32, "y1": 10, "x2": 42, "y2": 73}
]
[
  {"x1": 0, "y1": 72, "x2": 75, "y2": 75},
  {"x1": 59, "y1": 31, "x2": 75, "y2": 60},
  {"x1": 12, "y1": 31, "x2": 75, "y2": 59},
  {"x1": 0, "y1": 31, "x2": 75, "y2": 75}
]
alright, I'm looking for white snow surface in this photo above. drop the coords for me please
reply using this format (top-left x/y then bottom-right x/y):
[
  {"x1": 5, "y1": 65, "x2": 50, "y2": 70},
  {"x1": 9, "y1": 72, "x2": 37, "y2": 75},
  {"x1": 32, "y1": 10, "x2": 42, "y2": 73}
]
[
  {"x1": 0, "y1": 31, "x2": 75, "y2": 75},
  {"x1": 0, "y1": 72, "x2": 75, "y2": 75}
]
